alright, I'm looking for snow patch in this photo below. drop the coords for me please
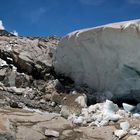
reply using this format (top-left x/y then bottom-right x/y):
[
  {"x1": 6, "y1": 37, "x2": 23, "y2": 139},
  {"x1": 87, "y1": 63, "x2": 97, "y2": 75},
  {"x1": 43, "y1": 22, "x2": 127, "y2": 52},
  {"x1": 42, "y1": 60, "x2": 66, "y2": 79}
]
[
  {"x1": 11, "y1": 30, "x2": 18, "y2": 36},
  {"x1": 0, "y1": 20, "x2": 5, "y2": 30}
]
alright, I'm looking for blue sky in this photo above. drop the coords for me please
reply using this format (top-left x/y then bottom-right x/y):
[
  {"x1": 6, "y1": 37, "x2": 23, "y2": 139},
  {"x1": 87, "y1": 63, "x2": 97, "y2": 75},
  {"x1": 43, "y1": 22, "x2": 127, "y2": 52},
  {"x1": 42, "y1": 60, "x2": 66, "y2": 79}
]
[{"x1": 0, "y1": 0, "x2": 140, "y2": 36}]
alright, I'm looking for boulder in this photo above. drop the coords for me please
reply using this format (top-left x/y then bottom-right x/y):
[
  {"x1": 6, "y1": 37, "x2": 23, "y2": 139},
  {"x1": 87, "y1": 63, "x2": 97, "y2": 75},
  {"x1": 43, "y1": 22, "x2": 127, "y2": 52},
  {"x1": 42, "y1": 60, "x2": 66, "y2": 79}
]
[
  {"x1": 129, "y1": 129, "x2": 138, "y2": 135},
  {"x1": 54, "y1": 19, "x2": 140, "y2": 99},
  {"x1": 45, "y1": 129, "x2": 59, "y2": 137},
  {"x1": 60, "y1": 105, "x2": 72, "y2": 118},
  {"x1": 114, "y1": 129, "x2": 127, "y2": 139},
  {"x1": 75, "y1": 94, "x2": 87, "y2": 108}
]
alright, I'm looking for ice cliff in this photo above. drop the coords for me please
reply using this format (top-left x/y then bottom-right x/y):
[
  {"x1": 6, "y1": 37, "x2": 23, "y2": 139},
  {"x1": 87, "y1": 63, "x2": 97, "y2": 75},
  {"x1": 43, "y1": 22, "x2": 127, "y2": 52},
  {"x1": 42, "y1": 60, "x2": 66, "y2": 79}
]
[{"x1": 54, "y1": 19, "x2": 140, "y2": 98}]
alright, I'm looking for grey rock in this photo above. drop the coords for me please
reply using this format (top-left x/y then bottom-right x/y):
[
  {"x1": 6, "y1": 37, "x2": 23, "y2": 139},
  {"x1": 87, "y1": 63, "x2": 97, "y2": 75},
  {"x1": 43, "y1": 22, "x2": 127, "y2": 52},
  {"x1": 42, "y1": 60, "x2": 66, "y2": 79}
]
[
  {"x1": 114, "y1": 129, "x2": 127, "y2": 139},
  {"x1": 62, "y1": 130, "x2": 73, "y2": 137},
  {"x1": 60, "y1": 105, "x2": 71, "y2": 118},
  {"x1": 0, "y1": 68, "x2": 7, "y2": 81},
  {"x1": 50, "y1": 101, "x2": 56, "y2": 107},
  {"x1": 0, "y1": 132, "x2": 15, "y2": 140},
  {"x1": 10, "y1": 101, "x2": 23, "y2": 108},
  {"x1": 2, "y1": 67, "x2": 32, "y2": 88},
  {"x1": 44, "y1": 94, "x2": 52, "y2": 101},
  {"x1": 6, "y1": 87, "x2": 26, "y2": 95},
  {"x1": 45, "y1": 129, "x2": 59, "y2": 137},
  {"x1": 129, "y1": 129, "x2": 138, "y2": 135},
  {"x1": 53, "y1": 79, "x2": 63, "y2": 90},
  {"x1": 75, "y1": 94, "x2": 87, "y2": 108}
]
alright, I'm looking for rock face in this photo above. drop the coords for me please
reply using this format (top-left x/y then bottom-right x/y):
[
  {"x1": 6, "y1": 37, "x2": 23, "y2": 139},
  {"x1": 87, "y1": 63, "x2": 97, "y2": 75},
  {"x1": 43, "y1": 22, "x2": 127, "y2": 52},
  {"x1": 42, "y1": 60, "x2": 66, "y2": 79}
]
[
  {"x1": 54, "y1": 19, "x2": 140, "y2": 98},
  {"x1": 0, "y1": 108, "x2": 72, "y2": 140},
  {"x1": 0, "y1": 36, "x2": 59, "y2": 79}
]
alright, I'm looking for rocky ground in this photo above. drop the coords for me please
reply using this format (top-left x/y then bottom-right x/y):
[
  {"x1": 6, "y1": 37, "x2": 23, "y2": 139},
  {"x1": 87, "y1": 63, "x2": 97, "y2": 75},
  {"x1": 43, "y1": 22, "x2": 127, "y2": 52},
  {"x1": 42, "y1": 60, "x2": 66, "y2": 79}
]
[{"x1": 0, "y1": 30, "x2": 140, "y2": 140}]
